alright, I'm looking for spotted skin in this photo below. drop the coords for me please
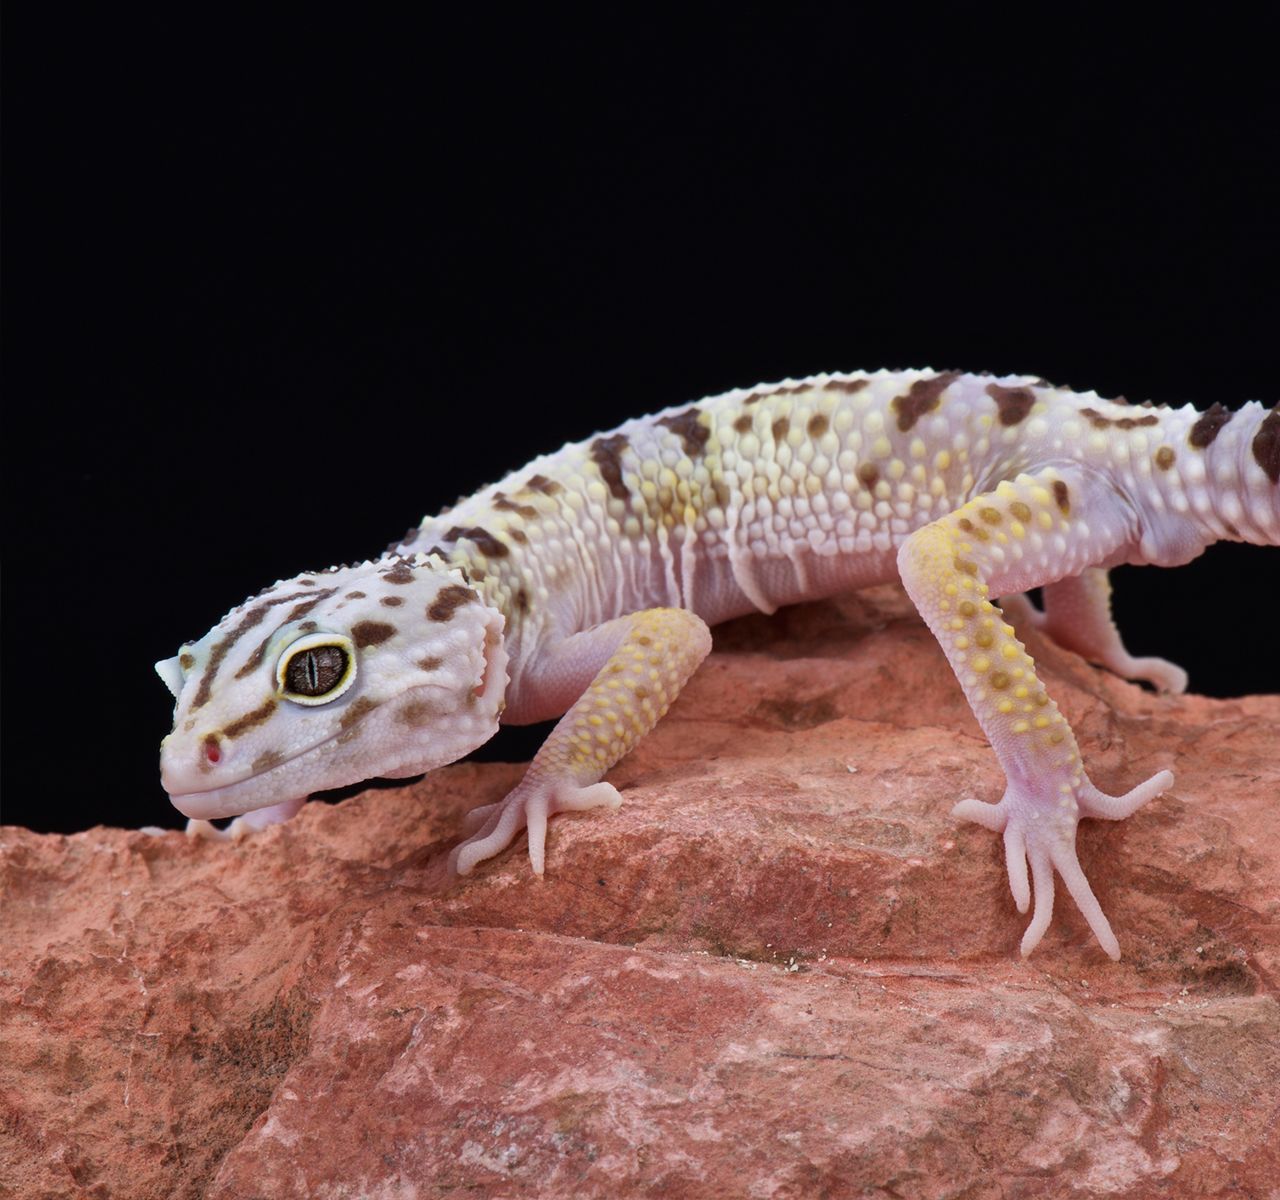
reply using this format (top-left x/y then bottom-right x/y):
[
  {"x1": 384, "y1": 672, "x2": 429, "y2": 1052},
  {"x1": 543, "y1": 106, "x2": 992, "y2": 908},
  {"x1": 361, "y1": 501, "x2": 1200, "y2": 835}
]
[{"x1": 156, "y1": 369, "x2": 1279, "y2": 959}]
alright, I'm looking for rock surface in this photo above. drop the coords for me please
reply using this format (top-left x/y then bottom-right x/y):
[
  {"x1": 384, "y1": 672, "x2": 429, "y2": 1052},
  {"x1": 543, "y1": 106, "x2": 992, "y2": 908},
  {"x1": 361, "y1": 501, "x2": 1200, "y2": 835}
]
[{"x1": 2, "y1": 587, "x2": 1278, "y2": 1199}]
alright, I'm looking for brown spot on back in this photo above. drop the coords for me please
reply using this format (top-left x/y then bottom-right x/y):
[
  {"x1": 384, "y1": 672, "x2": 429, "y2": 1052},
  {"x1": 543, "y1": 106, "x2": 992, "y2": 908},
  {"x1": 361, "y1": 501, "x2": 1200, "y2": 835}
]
[
  {"x1": 1115, "y1": 415, "x2": 1159, "y2": 429},
  {"x1": 381, "y1": 596, "x2": 403, "y2": 607},
  {"x1": 297, "y1": 579, "x2": 315, "y2": 587},
  {"x1": 524, "y1": 474, "x2": 563, "y2": 496},
  {"x1": 1080, "y1": 407, "x2": 1112, "y2": 429},
  {"x1": 1253, "y1": 407, "x2": 1280, "y2": 483},
  {"x1": 493, "y1": 493, "x2": 539, "y2": 518},
  {"x1": 979, "y1": 507, "x2": 1002, "y2": 524},
  {"x1": 892, "y1": 372, "x2": 960, "y2": 432},
  {"x1": 1155, "y1": 446, "x2": 1176, "y2": 470},
  {"x1": 857, "y1": 463, "x2": 879, "y2": 488},
  {"x1": 1052, "y1": 480, "x2": 1070, "y2": 514},
  {"x1": 418, "y1": 656, "x2": 442, "y2": 672},
  {"x1": 221, "y1": 698, "x2": 278, "y2": 739},
  {"x1": 989, "y1": 671, "x2": 1011, "y2": 690},
  {"x1": 954, "y1": 557, "x2": 978, "y2": 576},
  {"x1": 957, "y1": 517, "x2": 974, "y2": 531},
  {"x1": 1010, "y1": 501, "x2": 1032, "y2": 522},
  {"x1": 380, "y1": 560, "x2": 415, "y2": 584},
  {"x1": 1189, "y1": 403, "x2": 1233, "y2": 448},
  {"x1": 444, "y1": 526, "x2": 509, "y2": 558},
  {"x1": 298, "y1": 621, "x2": 318, "y2": 633},
  {"x1": 741, "y1": 392, "x2": 763, "y2": 405},
  {"x1": 826, "y1": 378, "x2": 868, "y2": 394},
  {"x1": 771, "y1": 417, "x2": 790, "y2": 441},
  {"x1": 656, "y1": 408, "x2": 711, "y2": 457},
  {"x1": 427, "y1": 584, "x2": 476, "y2": 622},
  {"x1": 346, "y1": 591, "x2": 366, "y2": 599},
  {"x1": 516, "y1": 588, "x2": 530, "y2": 613},
  {"x1": 590, "y1": 433, "x2": 631, "y2": 501},
  {"x1": 179, "y1": 652, "x2": 195, "y2": 670},
  {"x1": 985, "y1": 383, "x2": 1035, "y2": 427},
  {"x1": 338, "y1": 696, "x2": 378, "y2": 742},
  {"x1": 350, "y1": 621, "x2": 396, "y2": 648},
  {"x1": 807, "y1": 413, "x2": 829, "y2": 438},
  {"x1": 509, "y1": 527, "x2": 528, "y2": 544},
  {"x1": 733, "y1": 413, "x2": 753, "y2": 433}
]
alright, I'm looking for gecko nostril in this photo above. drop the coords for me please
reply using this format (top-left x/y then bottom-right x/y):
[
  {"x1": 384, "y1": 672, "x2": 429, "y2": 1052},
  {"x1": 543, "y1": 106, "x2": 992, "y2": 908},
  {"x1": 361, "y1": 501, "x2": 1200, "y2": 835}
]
[{"x1": 203, "y1": 735, "x2": 222, "y2": 765}]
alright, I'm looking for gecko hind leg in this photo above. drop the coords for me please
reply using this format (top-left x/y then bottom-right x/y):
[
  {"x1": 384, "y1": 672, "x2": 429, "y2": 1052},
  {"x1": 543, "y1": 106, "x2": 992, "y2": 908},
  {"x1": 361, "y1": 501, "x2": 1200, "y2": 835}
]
[{"x1": 1001, "y1": 569, "x2": 1188, "y2": 694}]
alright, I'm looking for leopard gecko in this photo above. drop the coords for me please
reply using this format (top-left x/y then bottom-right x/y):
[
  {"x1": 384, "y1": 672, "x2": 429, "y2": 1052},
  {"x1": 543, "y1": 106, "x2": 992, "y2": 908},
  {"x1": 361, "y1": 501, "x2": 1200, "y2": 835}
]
[{"x1": 156, "y1": 370, "x2": 1280, "y2": 958}]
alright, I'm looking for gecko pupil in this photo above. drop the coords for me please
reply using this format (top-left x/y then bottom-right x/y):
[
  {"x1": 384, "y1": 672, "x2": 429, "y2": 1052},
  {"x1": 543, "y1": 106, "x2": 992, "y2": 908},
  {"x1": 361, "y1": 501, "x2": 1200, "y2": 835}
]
[{"x1": 286, "y1": 646, "x2": 347, "y2": 696}]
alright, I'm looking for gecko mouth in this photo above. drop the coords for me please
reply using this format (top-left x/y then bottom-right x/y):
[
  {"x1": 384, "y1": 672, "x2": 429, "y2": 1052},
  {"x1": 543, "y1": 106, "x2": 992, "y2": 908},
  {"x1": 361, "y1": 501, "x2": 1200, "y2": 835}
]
[
  {"x1": 166, "y1": 668, "x2": 505, "y2": 821},
  {"x1": 164, "y1": 729, "x2": 349, "y2": 820}
]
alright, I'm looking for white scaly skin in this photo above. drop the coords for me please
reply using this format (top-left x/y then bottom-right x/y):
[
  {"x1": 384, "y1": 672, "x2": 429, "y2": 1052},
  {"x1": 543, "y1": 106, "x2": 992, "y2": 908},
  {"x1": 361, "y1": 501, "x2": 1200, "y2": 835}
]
[{"x1": 158, "y1": 370, "x2": 1280, "y2": 957}]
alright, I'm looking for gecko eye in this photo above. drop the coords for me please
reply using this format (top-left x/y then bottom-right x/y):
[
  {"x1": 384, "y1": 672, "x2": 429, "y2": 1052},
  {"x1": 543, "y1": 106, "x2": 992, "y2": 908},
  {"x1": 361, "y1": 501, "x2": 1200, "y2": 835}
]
[{"x1": 276, "y1": 634, "x2": 357, "y2": 706}]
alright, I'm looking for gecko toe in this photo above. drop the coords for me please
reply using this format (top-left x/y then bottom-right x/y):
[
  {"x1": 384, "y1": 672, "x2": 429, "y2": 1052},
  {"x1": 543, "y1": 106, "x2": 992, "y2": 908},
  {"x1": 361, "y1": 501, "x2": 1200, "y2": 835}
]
[
  {"x1": 1052, "y1": 842, "x2": 1122, "y2": 960},
  {"x1": 952, "y1": 796, "x2": 1006, "y2": 832},
  {"x1": 1002, "y1": 822, "x2": 1031, "y2": 913},
  {"x1": 1080, "y1": 769, "x2": 1174, "y2": 821},
  {"x1": 1135, "y1": 656, "x2": 1189, "y2": 695},
  {"x1": 1019, "y1": 849, "x2": 1056, "y2": 958},
  {"x1": 459, "y1": 800, "x2": 501, "y2": 835}
]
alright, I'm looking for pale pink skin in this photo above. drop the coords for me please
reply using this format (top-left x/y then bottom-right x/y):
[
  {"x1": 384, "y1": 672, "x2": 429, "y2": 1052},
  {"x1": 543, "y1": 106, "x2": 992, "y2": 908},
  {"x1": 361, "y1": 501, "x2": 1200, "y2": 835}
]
[{"x1": 157, "y1": 370, "x2": 1280, "y2": 957}]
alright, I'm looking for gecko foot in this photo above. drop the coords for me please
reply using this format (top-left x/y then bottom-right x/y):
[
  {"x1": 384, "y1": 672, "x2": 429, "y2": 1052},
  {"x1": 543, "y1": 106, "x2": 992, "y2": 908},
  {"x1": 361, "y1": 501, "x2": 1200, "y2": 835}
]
[
  {"x1": 181, "y1": 797, "x2": 307, "y2": 842},
  {"x1": 953, "y1": 768, "x2": 1174, "y2": 960},
  {"x1": 450, "y1": 779, "x2": 622, "y2": 877},
  {"x1": 1105, "y1": 654, "x2": 1188, "y2": 695}
]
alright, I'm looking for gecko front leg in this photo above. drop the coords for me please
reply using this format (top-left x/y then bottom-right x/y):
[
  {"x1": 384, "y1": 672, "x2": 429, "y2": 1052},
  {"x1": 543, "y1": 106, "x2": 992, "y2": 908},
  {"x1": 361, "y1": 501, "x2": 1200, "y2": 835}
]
[
  {"x1": 449, "y1": 607, "x2": 712, "y2": 876},
  {"x1": 898, "y1": 467, "x2": 1174, "y2": 959}
]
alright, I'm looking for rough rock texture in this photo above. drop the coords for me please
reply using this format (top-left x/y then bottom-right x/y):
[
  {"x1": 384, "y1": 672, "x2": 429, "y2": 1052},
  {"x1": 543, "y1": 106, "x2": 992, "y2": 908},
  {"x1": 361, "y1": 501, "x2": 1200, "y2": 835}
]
[{"x1": 3, "y1": 586, "x2": 1278, "y2": 1199}]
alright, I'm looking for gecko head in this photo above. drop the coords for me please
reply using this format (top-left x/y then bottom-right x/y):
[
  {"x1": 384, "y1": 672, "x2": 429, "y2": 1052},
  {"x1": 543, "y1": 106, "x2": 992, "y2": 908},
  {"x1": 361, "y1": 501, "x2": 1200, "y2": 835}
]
[{"x1": 156, "y1": 554, "x2": 508, "y2": 821}]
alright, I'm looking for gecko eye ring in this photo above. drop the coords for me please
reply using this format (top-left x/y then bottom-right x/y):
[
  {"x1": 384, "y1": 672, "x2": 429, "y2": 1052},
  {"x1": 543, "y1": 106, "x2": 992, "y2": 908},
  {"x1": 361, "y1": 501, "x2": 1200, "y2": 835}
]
[{"x1": 277, "y1": 634, "x2": 356, "y2": 705}]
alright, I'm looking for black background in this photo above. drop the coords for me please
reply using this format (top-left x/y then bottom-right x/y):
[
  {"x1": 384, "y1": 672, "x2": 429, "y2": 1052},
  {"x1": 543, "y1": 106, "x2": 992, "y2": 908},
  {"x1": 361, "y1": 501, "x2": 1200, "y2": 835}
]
[{"x1": 5, "y1": 14, "x2": 1278, "y2": 833}]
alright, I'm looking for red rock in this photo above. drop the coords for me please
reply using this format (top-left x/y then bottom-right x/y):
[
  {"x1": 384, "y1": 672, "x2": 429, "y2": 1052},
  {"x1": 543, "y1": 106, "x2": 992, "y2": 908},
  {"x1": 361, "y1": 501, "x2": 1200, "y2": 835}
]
[{"x1": 2, "y1": 587, "x2": 1278, "y2": 1198}]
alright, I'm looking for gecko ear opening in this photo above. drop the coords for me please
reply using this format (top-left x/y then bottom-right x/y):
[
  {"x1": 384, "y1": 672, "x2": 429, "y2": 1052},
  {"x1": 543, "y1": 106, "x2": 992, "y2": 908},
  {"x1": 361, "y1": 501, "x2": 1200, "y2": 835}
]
[
  {"x1": 475, "y1": 609, "x2": 510, "y2": 715},
  {"x1": 155, "y1": 655, "x2": 184, "y2": 699}
]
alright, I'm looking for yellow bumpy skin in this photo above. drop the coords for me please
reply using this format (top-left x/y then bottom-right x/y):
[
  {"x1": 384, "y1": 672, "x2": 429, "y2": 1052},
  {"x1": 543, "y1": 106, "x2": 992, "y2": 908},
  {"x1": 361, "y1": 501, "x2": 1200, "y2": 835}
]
[
  {"x1": 448, "y1": 607, "x2": 711, "y2": 875},
  {"x1": 898, "y1": 467, "x2": 1173, "y2": 959}
]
